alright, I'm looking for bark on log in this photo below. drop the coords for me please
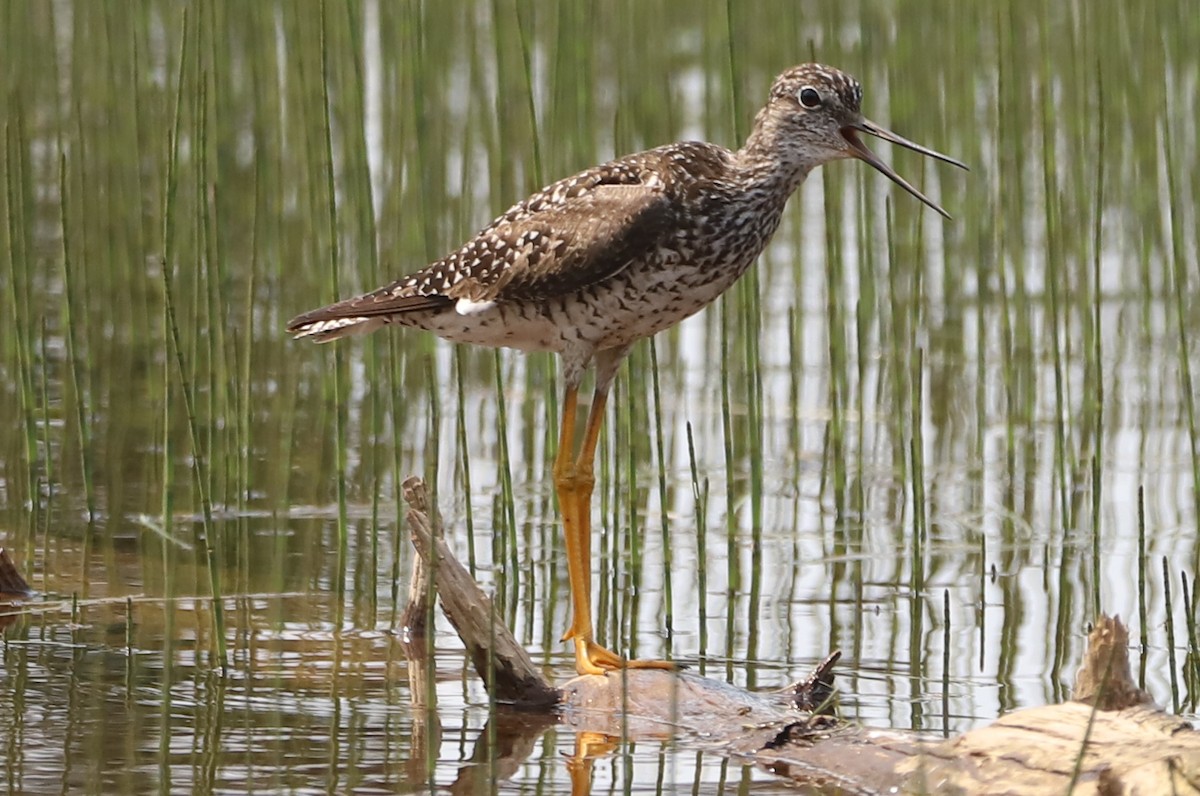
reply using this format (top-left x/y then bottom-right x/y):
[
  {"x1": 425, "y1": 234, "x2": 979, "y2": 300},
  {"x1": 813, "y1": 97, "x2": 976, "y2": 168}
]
[
  {"x1": 395, "y1": 481, "x2": 444, "y2": 788},
  {"x1": 402, "y1": 476, "x2": 559, "y2": 709},
  {"x1": 398, "y1": 479, "x2": 1200, "y2": 795},
  {"x1": 895, "y1": 616, "x2": 1200, "y2": 795}
]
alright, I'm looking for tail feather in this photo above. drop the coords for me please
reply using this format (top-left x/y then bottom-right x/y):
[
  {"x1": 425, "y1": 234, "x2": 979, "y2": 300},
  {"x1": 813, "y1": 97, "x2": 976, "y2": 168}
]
[
  {"x1": 288, "y1": 315, "x2": 386, "y2": 343},
  {"x1": 287, "y1": 289, "x2": 451, "y2": 343}
]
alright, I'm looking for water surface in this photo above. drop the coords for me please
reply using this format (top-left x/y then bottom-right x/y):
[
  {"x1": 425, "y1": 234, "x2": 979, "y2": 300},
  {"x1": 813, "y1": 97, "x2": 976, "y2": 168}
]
[{"x1": 1, "y1": 1, "x2": 1197, "y2": 793}]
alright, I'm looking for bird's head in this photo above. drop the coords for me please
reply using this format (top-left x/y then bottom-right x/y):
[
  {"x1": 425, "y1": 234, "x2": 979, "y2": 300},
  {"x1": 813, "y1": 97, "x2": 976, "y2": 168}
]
[{"x1": 757, "y1": 63, "x2": 967, "y2": 218}]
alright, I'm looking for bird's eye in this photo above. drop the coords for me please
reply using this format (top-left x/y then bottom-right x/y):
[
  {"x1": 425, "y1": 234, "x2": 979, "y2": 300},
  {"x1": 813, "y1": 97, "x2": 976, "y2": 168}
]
[{"x1": 798, "y1": 87, "x2": 822, "y2": 109}]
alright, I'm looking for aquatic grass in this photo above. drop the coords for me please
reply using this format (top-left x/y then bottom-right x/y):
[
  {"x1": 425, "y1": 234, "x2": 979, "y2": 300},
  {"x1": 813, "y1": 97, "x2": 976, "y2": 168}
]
[
  {"x1": 687, "y1": 422, "x2": 709, "y2": 674},
  {"x1": 195, "y1": 20, "x2": 227, "y2": 517},
  {"x1": 852, "y1": 291, "x2": 866, "y2": 527},
  {"x1": 162, "y1": 192, "x2": 228, "y2": 670},
  {"x1": 620, "y1": 354, "x2": 645, "y2": 659},
  {"x1": 235, "y1": 171, "x2": 259, "y2": 517},
  {"x1": 1161, "y1": 106, "x2": 1200, "y2": 573},
  {"x1": 650, "y1": 339, "x2": 675, "y2": 653},
  {"x1": 453, "y1": 348, "x2": 478, "y2": 575},
  {"x1": 1182, "y1": 573, "x2": 1199, "y2": 713},
  {"x1": 156, "y1": 7, "x2": 226, "y2": 670},
  {"x1": 600, "y1": 378, "x2": 618, "y2": 651},
  {"x1": 822, "y1": 167, "x2": 848, "y2": 524},
  {"x1": 1072, "y1": 58, "x2": 1108, "y2": 618},
  {"x1": 38, "y1": 322, "x2": 56, "y2": 577},
  {"x1": 338, "y1": 1, "x2": 387, "y2": 623},
  {"x1": 57, "y1": 154, "x2": 96, "y2": 524},
  {"x1": 491, "y1": 350, "x2": 519, "y2": 623},
  {"x1": 316, "y1": 0, "x2": 350, "y2": 619},
  {"x1": 786, "y1": 306, "x2": 802, "y2": 482},
  {"x1": 724, "y1": 2, "x2": 767, "y2": 683},
  {"x1": 3, "y1": 118, "x2": 40, "y2": 522},
  {"x1": 1137, "y1": 485, "x2": 1148, "y2": 689},
  {"x1": 882, "y1": 204, "x2": 909, "y2": 496},
  {"x1": 1037, "y1": 14, "x2": 1080, "y2": 696},
  {"x1": 718, "y1": 297, "x2": 738, "y2": 681},
  {"x1": 1164, "y1": 557, "x2": 1180, "y2": 712},
  {"x1": 512, "y1": 0, "x2": 543, "y2": 189},
  {"x1": 445, "y1": 46, "x2": 484, "y2": 586},
  {"x1": 908, "y1": 347, "x2": 927, "y2": 731},
  {"x1": 942, "y1": 590, "x2": 951, "y2": 737}
]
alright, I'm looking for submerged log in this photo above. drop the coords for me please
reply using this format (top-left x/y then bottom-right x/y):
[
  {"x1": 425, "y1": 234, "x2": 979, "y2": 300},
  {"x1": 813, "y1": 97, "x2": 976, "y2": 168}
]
[{"x1": 398, "y1": 479, "x2": 1200, "y2": 794}]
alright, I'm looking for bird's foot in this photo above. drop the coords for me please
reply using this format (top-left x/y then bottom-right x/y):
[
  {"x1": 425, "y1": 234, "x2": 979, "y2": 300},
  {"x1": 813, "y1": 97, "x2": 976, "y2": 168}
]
[{"x1": 572, "y1": 637, "x2": 679, "y2": 677}]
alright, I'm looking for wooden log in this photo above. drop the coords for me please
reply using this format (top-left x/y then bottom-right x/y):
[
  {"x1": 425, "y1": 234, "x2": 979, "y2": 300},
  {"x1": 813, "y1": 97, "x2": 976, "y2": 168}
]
[
  {"x1": 395, "y1": 480, "x2": 444, "y2": 788},
  {"x1": 895, "y1": 615, "x2": 1200, "y2": 795},
  {"x1": 402, "y1": 477, "x2": 559, "y2": 709},
  {"x1": 398, "y1": 479, "x2": 1200, "y2": 794}
]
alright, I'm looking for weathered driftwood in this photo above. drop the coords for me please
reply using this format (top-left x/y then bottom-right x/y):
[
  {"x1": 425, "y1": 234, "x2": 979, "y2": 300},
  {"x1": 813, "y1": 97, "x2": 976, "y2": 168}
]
[
  {"x1": 398, "y1": 479, "x2": 1200, "y2": 794},
  {"x1": 403, "y1": 476, "x2": 559, "y2": 708},
  {"x1": 395, "y1": 480, "x2": 445, "y2": 788},
  {"x1": 895, "y1": 616, "x2": 1200, "y2": 795}
]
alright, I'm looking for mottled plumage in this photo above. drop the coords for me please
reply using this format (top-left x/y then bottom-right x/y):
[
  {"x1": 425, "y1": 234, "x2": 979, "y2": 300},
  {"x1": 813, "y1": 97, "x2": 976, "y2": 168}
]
[
  {"x1": 288, "y1": 64, "x2": 963, "y2": 383},
  {"x1": 288, "y1": 64, "x2": 964, "y2": 676}
]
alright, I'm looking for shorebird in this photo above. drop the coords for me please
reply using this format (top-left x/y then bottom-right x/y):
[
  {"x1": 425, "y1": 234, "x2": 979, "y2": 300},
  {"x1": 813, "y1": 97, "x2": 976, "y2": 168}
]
[{"x1": 288, "y1": 63, "x2": 965, "y2": 676}]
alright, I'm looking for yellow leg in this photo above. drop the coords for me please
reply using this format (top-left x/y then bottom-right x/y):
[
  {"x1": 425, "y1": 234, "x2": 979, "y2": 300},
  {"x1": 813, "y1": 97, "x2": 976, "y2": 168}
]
[
  {"x1": 555, "y1": 385, "x2": 676, "y2": 676},
  {"x1": 554, "y1": 386, "x2": 591, "y2": 644}
]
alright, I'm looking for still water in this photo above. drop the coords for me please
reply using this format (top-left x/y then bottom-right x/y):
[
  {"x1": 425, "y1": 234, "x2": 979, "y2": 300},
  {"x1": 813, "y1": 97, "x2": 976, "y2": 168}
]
[{"x1": 1, "y1": 0, "x2": 1197, "y2": 793}]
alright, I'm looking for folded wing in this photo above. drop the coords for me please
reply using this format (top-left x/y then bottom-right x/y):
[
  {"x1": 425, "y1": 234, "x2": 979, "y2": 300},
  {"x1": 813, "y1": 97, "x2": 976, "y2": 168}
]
[{"x1": 287, "y1": 169, "x2": 675, "y2": 342}]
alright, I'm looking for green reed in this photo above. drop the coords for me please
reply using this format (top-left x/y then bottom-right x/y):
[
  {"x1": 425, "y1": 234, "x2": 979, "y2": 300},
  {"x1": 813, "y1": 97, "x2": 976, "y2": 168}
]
[
  {"x1": 38, "y1": 322, "x2": 55, "y2": 567},
  {"x1": 881, "y1": 203, "x2": 908, "y2": 492},
  {"x1": 1161, "y1": 106, "x2": 1200, "y2": 568},
  {"x1": 1164, "y1": 557, "x2": 1180, "y2": 712},
  {"x1": 340, "y1": 0, "x2": 384, "y2": 620},
  {"x1": 718, "y1": 296, "x2": 739, "y2": 680},
  {"x1": 159, "y1": 7, "x2": 226, "y2": 668},
  {"x1": 650, "y1": 340, "x2": 675, "y2": 653},
  {"x1": 57, "y1": 154, "x2": 95, "y2": 524},
  {"x1": 687, "y1": 422, "x2": 709, "y2": 674},
  {"x1": 624, "y1": 355, "x2": 646, "y2": 658},
  {"x1": 942, "y1": 590, "x2": 951, "y2": 737},
  {"x1": 1182, "y1": 573, "x2": 1199, "y2": 712},
  {"x1": 513, "y1": 0, "x2": 543, "y2": 189},
  {"x1": 1137, "y1": 485, "x2": 1148, "y2": 688},
  {"x1": 4, "y1": 119, "x2": 39, "y2": 522},
  {"x1": 317, "y1": 0, "x2": 350, "y2": 615},
  {"x1": 908, "y1": 347, "x2": 927, "y2": 730},
  {"x1": 491, "y1": 350, "x2": 519, "y2": 621},
  {"x1": 1087, "y1": 61, "x2": 1106, "y2": 617},
  {"x1": 822, "y1": 167, "x2": 848, "y2": 522}
]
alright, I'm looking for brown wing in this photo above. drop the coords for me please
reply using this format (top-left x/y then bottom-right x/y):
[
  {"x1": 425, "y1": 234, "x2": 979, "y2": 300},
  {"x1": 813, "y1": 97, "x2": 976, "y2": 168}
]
[
  {"x1": 450, "y1": 181, "x2": 676, "y2": 303},
  {"x1": 287, "y1": 160, "x2": 678, "y2": 339}
]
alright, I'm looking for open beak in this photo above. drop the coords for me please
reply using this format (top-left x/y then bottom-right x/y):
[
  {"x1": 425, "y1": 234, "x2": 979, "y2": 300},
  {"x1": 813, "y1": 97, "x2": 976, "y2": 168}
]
[{"x1": 840, "y1": 119, "x2": 968, "y2": 220}]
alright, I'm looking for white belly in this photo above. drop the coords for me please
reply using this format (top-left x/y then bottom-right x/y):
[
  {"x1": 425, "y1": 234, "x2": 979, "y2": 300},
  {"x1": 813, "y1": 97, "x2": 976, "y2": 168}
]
[{"x1": 396, "y1": 259, "x2": 753, "y2": 355}]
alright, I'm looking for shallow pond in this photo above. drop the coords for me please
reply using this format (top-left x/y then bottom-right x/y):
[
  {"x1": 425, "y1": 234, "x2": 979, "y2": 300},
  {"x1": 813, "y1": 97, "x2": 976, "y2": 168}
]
[{"x1": 1, "y1": 1, "x2": 1197, "y2": 793}]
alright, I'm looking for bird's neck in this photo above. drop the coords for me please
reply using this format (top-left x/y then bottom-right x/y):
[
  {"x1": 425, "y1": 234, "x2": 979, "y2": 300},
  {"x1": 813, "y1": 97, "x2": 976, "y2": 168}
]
[{"x1": 733, "y1": 109, "x2": 820, "y2": 197}]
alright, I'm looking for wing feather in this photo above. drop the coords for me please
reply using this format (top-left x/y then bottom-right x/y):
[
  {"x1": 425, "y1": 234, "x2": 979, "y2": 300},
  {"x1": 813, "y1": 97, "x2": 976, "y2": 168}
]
[{"x1": 288, "y1": 153, "x2": 685, "y2": 340}]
